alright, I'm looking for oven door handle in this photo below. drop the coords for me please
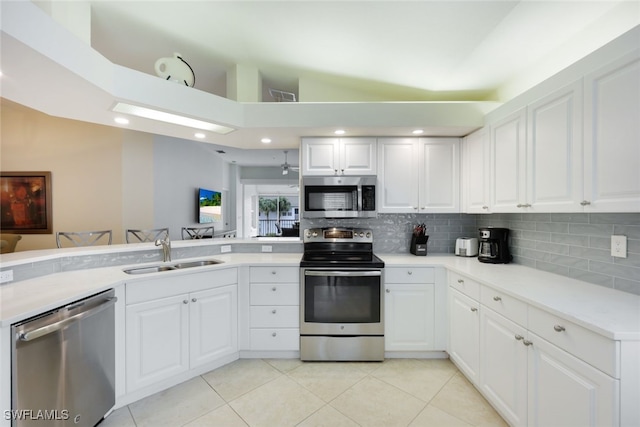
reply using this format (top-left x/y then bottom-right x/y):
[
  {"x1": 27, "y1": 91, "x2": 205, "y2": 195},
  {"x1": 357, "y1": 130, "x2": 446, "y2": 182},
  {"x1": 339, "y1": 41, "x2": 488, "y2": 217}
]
[{"x1": 304, "y1": 270, "x2": 382, "y2": 277}]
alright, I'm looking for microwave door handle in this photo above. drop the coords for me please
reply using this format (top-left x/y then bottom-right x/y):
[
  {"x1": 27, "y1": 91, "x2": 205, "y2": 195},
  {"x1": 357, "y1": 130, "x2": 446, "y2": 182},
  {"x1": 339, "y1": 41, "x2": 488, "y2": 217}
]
[{"x1": 305, "y1": 270, "x2": 382, "y2": 277}]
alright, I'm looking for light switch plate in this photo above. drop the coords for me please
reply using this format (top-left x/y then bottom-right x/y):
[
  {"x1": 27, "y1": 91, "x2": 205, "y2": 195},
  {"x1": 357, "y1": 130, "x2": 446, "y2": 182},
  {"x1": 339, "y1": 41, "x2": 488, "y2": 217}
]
[
  {"x1": 611, "y1": 235, "x2": 627, "y2": 258},
  {"x1": 0, "y1": 270, "x2": 14, "y2": 283}
]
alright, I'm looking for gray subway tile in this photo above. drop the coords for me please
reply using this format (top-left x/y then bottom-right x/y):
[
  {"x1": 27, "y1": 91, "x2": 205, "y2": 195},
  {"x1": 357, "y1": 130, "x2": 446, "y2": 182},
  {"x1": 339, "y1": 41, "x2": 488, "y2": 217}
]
[
  {"x1": 535, "y1": 241, "x2": 570, "y2": 255},
  {"x1": 507, "y1": 221, "x2": 537, "y2": 231},
  {"x1": 613, "y1": 277, "x2": 640, "y2": 295},
  {"x1": 590, "y1": 213, "x2": 640, "y2": 225},
  {"x1": 590, "y1": 261, "x2": 640, "y2": 282},
  {"x1": 568, "y1": 268, "x2": 614, "y2": 288},
  {"x1": 536, "y1": 261, "x2": 569, "y2": 277},
  {"x1": 614, "y1": 252, "x2": 640, "y2": 268},
  {"x1": 522, "y1": 213, "x2": 551, "y2": 222},
  {"x1": 569, "y1": 223, "x2": 614, "y2": 237},
  {"x1": 536, "y1": 222, "x2": 569, "y2": 233},
  {"x1": 569, "y1": 246, "x2": 614, "y2": 263},
  {"x1": 550, "y1": 213, "x2": 589, "y2": 223},
  {"x1": 613, "y1": 225, "x2": 640, "y2": 239},
  {"x1": 550, "y1": 233, "x2": 589, "y2": 247}
]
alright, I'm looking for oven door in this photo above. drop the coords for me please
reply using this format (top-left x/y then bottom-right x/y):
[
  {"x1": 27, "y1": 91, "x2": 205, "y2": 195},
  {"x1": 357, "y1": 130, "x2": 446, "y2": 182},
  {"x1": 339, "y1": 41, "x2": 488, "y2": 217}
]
[{"x1": 300, "y1": 268, "x2": 384, "y2": 336}]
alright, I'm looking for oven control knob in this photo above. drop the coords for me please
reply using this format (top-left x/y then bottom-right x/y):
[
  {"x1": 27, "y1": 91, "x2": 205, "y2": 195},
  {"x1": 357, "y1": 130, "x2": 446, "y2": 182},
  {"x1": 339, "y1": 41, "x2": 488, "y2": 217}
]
[
  {"x1": 359, "y1": 232, "x2": 364, "y2": 238},
  {"x1": 312, "y1": 231, "x2": 319, "y2": 237},
  {"x1": 366, "y1": 232, "x2": 371, "y2": 238}
]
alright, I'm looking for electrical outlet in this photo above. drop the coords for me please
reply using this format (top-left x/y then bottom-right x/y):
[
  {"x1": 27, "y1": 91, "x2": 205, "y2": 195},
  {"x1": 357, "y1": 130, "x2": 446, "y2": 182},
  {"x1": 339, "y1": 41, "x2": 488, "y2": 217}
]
[
  {"x1": 0, "y1": 270, "x2": 14, "y2": 283},
  {"x1": 611, "y1": 235, "x2": 627, "y2": 258},
  {"x1": 262, "y1": 245, "x2": 273, "y2": 253},
  {"x1": 221, "y1": 245, "x2": 232, "y2": 253}
]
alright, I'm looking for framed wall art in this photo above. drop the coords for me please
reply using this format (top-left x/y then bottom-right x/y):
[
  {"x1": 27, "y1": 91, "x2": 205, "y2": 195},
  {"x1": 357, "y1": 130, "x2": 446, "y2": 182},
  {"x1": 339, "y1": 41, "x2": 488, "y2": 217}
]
[{"x1": 0, "y1": 171, "x2": 52, "y2": 234}]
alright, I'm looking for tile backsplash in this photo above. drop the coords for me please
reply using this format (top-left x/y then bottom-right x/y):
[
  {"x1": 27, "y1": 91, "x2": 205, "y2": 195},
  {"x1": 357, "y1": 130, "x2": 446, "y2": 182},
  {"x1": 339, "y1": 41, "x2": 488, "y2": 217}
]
[
  {"x1": 303, "y1": 212, "x2": 640, "y2": 295},
  {"x1": 477, "y1": 213, "x2": 640, "y2": 295}
]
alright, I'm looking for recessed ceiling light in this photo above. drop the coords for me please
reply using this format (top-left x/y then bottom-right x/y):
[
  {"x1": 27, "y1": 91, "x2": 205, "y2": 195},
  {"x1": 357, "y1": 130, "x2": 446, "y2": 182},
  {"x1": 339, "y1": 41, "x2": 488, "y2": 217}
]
[
  {"x1": 261, "y1": 138, "x2": 272, "y2": 143},
  {"x1": 412, "y1": 129, "x2": 424, "y2": 135},
  {"x1": 334, "y1": 129, "x2": 346, "y2": 135},
  {"x1": 194, "y1": 132, "x2": 205, "y2": 139},
  {"x1": 112, "y1": 102, "x2": 235, "y2": 134},
  {"x1": 114, "y1": 117, "x2": 129, "y2": 125}
]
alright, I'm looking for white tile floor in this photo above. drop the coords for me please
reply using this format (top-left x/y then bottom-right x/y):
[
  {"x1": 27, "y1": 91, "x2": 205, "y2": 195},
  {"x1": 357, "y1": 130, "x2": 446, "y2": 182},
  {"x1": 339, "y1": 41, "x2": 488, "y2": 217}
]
[{"x1": 102, "y1": 358, "x2": 508, "y2": 427}]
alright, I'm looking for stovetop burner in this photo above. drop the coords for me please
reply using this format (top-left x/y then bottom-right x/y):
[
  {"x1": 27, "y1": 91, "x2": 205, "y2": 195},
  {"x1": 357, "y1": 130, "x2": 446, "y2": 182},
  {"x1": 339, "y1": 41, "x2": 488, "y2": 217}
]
[{"x1": 300, "y1": 227, "x2": 385, "y2": 268}]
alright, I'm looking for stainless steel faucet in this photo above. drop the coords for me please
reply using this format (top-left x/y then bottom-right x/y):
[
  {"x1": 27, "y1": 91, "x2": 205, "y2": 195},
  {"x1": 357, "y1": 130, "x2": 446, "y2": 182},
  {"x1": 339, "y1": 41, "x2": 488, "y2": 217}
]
[{"x1": 155, "y1": 236, "x2": 171, "y2": 262}]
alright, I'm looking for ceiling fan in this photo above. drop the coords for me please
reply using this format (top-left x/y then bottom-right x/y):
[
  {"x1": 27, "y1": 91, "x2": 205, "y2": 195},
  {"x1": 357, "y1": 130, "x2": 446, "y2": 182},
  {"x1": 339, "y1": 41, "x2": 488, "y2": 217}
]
[{"x1": 281, "y1": 150, "x2": 299, "y2": 175}]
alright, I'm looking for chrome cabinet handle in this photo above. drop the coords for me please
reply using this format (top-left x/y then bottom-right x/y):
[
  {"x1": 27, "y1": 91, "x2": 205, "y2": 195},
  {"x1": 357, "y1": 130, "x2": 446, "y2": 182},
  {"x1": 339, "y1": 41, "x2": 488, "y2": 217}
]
[
  {"x1": 517, "y1": 203, "x2": 531, "y2": 208},
  {"x1": 271, "y1": 271, "x2": 277, "y2": 275},
  {"x1": 580, "y1": 200, "x2": 591, "y2": 206},
  {"x1": 386, "y1": 289, "x2": 390, "y2": 293},
  {"x1": 272, "y1": 332, "x2": 277, "y2": 337},
  {"x1": 457, "y1": 279, "x2": 464, "y2": 284},
  {"x1": 515, "y1": 335, "x2": 524, "y2": 341},
  {"x1": 523, "y1": 340, "x2": 533, "y2": 346},
  {"x1": 183, "y1": 300, "x2": 189, "y2": 304},
  {"x1": 517, "y1": 204, "x2": 524, "y2": 208},
  {"x1": 272, "y1": 309, "x2": 277, "y2": 314},
  {"x1": 470, "y1": 307, "x2": 478, "y2": 312},
  {"x1": 271, "y1": 287, "x2": 277, "y2": 291},
  {"x1": 482, "y1": 206, "x2": 489, "y2": 210},
  {"x1": 553, "y1": 325, "x2": 566, "y2": 332},
  {"x1": 407, "y1": 271, "x2": 413, "y2": 275},
  {"x1": 493, "y1": 296, "x2": 502, "y2": 301},
  {"x1": 191, "y1": 298, "x2": 197, "y2": 303}
]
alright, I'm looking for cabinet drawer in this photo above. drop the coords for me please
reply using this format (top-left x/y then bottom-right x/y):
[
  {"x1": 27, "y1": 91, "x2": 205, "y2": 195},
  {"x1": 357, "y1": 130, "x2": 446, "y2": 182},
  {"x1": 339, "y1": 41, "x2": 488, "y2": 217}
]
[
  {"x1": 250, "y1": 283, "x2": 299, "y2": 305},
  {"x1": 385, "y1": 267, "x2": 434, "y2": 284},
  {"x1": 250, "y1": 266, "x2": 299, "y2": 283},
  {"x1": 480, "y1": 285, "x2": 527, "y2": 327},
  {"x1": 250, "y1": 306, "x2": 299, "y2": 328},
  {"x1": 528, "y1": 306, "x2": 620, "y2": 378},
  {"x1": 250, "y1": 328, "x2": 299, "y2": 351},
  {"x1": 448, "y1": 272, "x2": 480, "y2": 300}
]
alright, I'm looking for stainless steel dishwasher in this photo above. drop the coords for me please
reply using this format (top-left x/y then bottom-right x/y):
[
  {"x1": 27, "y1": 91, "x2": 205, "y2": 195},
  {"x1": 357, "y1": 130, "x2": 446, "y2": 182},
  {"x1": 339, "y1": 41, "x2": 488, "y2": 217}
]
[{"x1": 11, "y1": 289, "x2": 117, "y2": 427}]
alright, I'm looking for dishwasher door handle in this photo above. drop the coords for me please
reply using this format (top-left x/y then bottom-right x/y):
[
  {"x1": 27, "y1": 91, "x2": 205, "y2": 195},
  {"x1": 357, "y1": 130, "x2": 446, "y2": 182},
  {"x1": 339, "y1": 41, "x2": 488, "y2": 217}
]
[
  {"x1": 304, "y1": 270, "x2": 382, "y2": 277},
  {"x1": 19, "y1": 297, "x2": 118, "y2": 342}
]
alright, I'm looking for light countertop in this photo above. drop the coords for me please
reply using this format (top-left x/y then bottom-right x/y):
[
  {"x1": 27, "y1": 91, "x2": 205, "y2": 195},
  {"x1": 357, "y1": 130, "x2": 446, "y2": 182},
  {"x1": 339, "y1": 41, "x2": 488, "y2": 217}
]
[{"x1": 1, "y1": 250, "x2": 639, "y2": 341}]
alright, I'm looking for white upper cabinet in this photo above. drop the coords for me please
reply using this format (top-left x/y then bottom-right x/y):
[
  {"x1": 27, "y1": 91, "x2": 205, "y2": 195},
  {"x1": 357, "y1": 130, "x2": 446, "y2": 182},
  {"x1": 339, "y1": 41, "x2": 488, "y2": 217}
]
[
  {"x1": 490, "y1": 108, "x2": 527, "y2": 212},
  {"x1": 462, "y1": 128, "x2": 490, "y2": 213},
  {"x1": 583, "y1": 50, "x2": 640, "y2": 212},
  {"x1": 526, "y1": 80, "x2": 583, "y2": 212},
  {"x1": 378, "y1": 137, "x2": 460, "y2": 213},
  {"x1": 301, "y1": 137, "x2": 377, "y2": 176}
]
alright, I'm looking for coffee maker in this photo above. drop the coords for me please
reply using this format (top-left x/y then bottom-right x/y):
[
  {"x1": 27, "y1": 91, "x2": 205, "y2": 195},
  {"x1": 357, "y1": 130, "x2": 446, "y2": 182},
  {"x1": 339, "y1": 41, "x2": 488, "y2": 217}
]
[{"x1": 478, "y1": 227, "x2": 512, "y2": 264}]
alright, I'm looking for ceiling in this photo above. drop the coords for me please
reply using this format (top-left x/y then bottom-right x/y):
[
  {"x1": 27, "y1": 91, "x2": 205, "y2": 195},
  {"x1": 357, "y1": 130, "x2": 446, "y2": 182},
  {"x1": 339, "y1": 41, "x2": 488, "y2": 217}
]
[{"x1": 3, "y1": 1, "x2": 639, "y2": 166}]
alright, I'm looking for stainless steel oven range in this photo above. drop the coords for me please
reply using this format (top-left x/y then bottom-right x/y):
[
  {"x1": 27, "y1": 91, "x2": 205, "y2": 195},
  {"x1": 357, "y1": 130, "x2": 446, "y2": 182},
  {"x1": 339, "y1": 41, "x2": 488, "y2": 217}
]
[{"x1": 300, "y1": 227, "x2": 385, "y2": 361}]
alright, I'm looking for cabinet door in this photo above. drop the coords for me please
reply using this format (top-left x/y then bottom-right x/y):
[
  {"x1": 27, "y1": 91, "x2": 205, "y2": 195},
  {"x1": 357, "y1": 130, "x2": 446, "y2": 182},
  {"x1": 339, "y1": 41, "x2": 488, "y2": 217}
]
[
  {"x1": 527, "y1": 81, "x2": 583, "y2": 212},
  {"x1": 527, "y1": 332, "x2": 619, "y2": 427},
  {"x1": 490, "y1": 108, "x2": 527, "y2": 212},
  {"x1": 301, "y1": 138, "x2": 339, "y2": 175},
  {"x1": 377, "y1": 138, "x2": 420, "y2": 213},
  {"x1": 419, "y1": 138, "x2": 460, "y2": 213},
  {"x1": 126, "y1": 294, "x2": 189, "y2": 392},
  {"x1": 583, "y1": 51, "x2": 640, "y2": 212},
  {"x1": 190, "y1": 285, "x2": 238, "y2": 368},
  {"x1": 385, "y1": 283, "x2": 435, "y2": 351},
  {"x1": 463, "y1": 129, "x2": 490, "y2": 213},
  {"x1": 449, "y1": 288, "x2": 480, "y2": 384},
  {"x1": 340, "y1": 137, "x2": 377, "y2": 175},
  {"x1": 480, "y1": 308, "x2": 528, "y2": 427}
]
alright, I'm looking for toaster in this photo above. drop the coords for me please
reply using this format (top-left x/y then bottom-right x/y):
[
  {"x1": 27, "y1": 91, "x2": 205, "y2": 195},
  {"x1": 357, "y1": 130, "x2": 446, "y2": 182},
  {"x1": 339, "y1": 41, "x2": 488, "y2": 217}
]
[{"x1": 455, "y1": 237, "x2": 479, "y2": 257}]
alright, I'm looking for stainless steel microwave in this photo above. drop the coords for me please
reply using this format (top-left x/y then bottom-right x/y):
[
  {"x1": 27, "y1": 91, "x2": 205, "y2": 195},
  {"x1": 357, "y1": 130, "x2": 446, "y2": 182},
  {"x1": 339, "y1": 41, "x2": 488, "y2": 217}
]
[{"x1": 302, "y1": 176, "x2": 377, "y2": 218}]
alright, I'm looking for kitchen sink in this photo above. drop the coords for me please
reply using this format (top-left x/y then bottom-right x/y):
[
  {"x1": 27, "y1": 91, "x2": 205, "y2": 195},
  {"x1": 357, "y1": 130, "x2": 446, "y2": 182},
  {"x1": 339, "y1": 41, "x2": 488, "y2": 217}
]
[
  {"x1": 123, "y1": 259, "x2": 223, "y2": 275},
  {"x1": 173, "y1": 260, "x2": 223, "y2": 269}
]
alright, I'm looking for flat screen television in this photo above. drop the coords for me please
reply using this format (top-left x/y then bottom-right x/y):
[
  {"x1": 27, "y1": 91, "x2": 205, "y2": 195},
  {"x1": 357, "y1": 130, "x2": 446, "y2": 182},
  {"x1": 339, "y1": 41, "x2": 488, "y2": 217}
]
[{"x1": 198, "y1": 188, "x2": 222, "y2": 223}]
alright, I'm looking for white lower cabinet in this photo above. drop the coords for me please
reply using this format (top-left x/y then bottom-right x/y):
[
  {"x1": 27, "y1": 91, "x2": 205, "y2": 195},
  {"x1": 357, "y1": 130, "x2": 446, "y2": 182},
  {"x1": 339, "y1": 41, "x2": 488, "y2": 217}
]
[
  {"x1": 249, "y1": 266, "x2": 299, "y2": 351},
  {"x1": 448, "y1": 287, "x2": 480, "y2": 384},
  {"x1": 527, "y1": 332, "x2": 618, "y2": 427},
  {"x1": 384, "y1": 267, "x2": 436, "y2": 351},
  {"x1": 480, "y1": 307, "x2": 528, "y2": 426},
  {"x1": 125, "y1": 268, "x2": 238, "y2": 393},
  {"x1": 449, "y1": 272, "x2": 620, "y2": 426}
]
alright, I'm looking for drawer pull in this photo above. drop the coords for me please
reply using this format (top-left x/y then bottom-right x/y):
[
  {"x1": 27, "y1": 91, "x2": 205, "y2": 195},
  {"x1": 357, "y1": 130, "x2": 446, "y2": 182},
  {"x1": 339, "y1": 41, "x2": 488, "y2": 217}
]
[
  {"x1": 515, "y1": 335, "x2": 524, "y2": 341},
  {"x1": 553, "y1": 325, "x2": 566, "y2": 332},
  {"x1": 523, "y1": 340, "x2": 533, "y2": 346},
  {"x1": 272, "y1": 309, "x2": 277, "y2": 314},
  {"x1": 493, "y1": 296, "x2": 502, "y2": 302},
  {"x1": 407, "y1": 271, "x2": 413, "y2": 275},
  {"x1": 191, "y1": 298, "x2": 197, "y2": 303},
  {"x1": 272, "y1": 287, "x2": 277, "y2": 291},
  {"x1": 470, "y1": 307, "x2": 478, "y2": 312},
  {"x1": 183, "y1": 300, "x2": 189, "y2": 304},
  {"x1": 272, "y1": 332, "x2": 277, "y2": 337},
  {"x1": 580, "y1": 200, "x2": 591, "y2": 206},
  {"x1": 386, "y1": 289, "x2": 390, "y2": 293},
  {"x1": 271, "y1": 271, "x2": 277, "y2": 275},
  {"x1": 457, "y1": 279, "x2": 464, "y2": 284}
]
